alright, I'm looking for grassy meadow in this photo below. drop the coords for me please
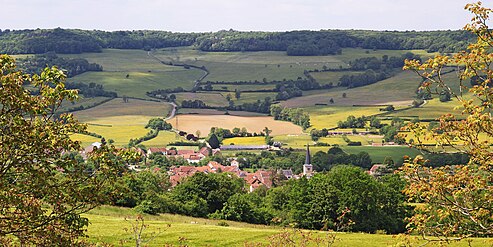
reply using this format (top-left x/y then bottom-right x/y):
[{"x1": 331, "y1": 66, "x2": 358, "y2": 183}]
[
  {"x1": 282, "y1": 70, "x2": 419, "y2": 108},
  {"x1": 84, "y1": 206, "x2": 491, "y2": 247}
]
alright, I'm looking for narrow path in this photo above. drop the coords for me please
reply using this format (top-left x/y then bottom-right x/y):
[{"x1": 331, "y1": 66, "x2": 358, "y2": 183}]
[{"x1": 165, "y1": 102, "x2": 177, "y2": 121}]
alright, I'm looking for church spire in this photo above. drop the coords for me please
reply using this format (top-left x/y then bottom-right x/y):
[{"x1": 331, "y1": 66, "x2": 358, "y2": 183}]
[{"x1": 305, "y1": 144, "x2": 311, "y2": 165}]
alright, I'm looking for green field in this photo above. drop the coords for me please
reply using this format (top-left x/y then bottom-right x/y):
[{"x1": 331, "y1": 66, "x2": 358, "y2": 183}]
[
  {"x1": 71, "y1": 98, "x2": 175, "y2": 147},
  {"x1": 84, "y1": 206, "x2": 490, "y2": 247},
  {"x1": 310, "y1": 71, "x2": 364, "y2": 85},
  {"x1": 342, "y1": 146, "x2": 422, "y2": 163},
  {"x1": 71, "y1": 70, "x2": 203, "y2": 99},
  {"x1": 304, "y1": 105, "x2": 384, "y2": 130},
  {"x1": 282, "y1": 70, "x2": 419, "y2": 107},
  {"x1": 151, "y1": 47, "x2": 435, "y2": 83}
]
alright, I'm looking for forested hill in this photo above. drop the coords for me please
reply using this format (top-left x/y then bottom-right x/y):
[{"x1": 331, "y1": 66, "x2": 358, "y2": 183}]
[{"x1": 0, "y1": 28, "x2": 474, "y2": 55}]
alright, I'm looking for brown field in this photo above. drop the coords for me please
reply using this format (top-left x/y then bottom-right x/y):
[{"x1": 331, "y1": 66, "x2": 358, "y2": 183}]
[{"x1": 171, "y1": 115, "x2": 303, "y2": 136}]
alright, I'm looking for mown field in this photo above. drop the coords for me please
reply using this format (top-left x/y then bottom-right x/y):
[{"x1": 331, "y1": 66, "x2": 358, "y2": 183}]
[
  {"x1": 170, "y1": 115, "x2": 303, "y2": 136},
  {"x1": 85, "y1": 206, "x2": 490, "y2": 247}
]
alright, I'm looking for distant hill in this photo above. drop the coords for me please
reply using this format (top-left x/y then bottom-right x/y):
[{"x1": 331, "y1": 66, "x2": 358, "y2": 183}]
[{"x1": 0, "y1": 28, "x2": 474, "y2": 55}]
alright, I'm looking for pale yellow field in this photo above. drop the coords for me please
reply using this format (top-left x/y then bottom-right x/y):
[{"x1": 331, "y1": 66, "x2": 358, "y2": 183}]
[{"x1": 170, "y1": 115, "x2": 303, "y2": 136}]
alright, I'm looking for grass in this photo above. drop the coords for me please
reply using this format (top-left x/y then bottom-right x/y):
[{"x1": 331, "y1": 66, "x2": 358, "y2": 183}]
[
  {"x1": 310, "y1": 71, "x2": 364, "y2": 85},
  {"x1": 170, "y1": 115, "x2": 303, "y2": 136},
  {"x1": 152, "y1": 47, "x2": 433, "y2": 82},
  {"x1": 141, "y1": 131, "x2": 185, "y2": 147},
  {"x1": 211, "y1": 84, "x2": 277, "y2": 91},
  {"x1": 58, "y1": 96, "x2": 111, "y2": 113},
  {"x1": 61, "y1": 49, "x2": 182, "y2": 72},
  {"x1": 282, "y1": 70, "x2": 420, "y2": 108},
  {"x1": 85, "y1": 206, "x2": 490, "y2": 247},
  {"x1": 70, "y1": 70, "x2": 203, "y2": 99}
]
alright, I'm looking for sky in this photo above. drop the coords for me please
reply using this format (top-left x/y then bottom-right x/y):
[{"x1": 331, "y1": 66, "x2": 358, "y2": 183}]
[{"x1": 0, "y1": 0, "x2": 481, "y2": 32}]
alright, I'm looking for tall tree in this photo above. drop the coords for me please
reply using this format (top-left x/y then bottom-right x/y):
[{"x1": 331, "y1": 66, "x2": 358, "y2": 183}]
[
  {"x1": 0, "y1": 55, "x2": 124, "y2": 245},
  {"x1": 402, "y1": 1, "x2": 493, "y2": 241}
]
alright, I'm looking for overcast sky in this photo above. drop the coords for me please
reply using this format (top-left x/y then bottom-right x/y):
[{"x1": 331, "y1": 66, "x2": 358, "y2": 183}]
[{"x1": 0, "y1": 0, "x2": 481, "y2": 32}]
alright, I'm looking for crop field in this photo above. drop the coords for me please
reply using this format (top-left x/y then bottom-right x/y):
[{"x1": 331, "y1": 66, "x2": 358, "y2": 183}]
[
  {"x1": 282, "y1": 71, "x2": 420, "y2": 108},
  {"x1": 85, "y1": 206, "x2": 488, "y2": 247},
  {"x1": 177, "y1": 108, "x2": 267, "y2": 117},
  {"x1": 70, "y1": 133, "x2": 102, "y2": 148},
  {"x1": 223, "y1": 136, "x2": 266, "y2": 145},
  {"x1": 304, "y1": 105, "x2": 384, "y2": 130},
  {"x1": 174, "y1": 92, "x2": 229, "y2": 107},
  {"x1": 170, "y1": 115, "x2": 303, "y2": 136},
  {"x1": 71, "y1": 70, "x2": 203, "y2": 99},
  {"x1": 71, "y1": 99, "x2": 174, "y2": 146}
]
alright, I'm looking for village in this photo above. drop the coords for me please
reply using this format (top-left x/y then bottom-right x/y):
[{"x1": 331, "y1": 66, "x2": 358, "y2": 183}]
[{"x1": 82, "y1": 141, "x2": 387, "y2": 192}]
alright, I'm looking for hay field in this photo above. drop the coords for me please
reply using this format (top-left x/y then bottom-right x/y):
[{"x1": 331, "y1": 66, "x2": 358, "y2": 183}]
[{"x1": 170, "y1": 115, "x2": 303, "y2": 136}]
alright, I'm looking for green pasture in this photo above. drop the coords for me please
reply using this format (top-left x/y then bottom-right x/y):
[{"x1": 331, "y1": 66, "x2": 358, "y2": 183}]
[
  {"x1": 70, "y1": 70, "x2": 203, "y2": 99},
  {"x1": 282, "y1": 70, "x2": 419, "y2": 107},
  {"x1": 58, "y1": 96, "x2": 111, "y2": 112},
  {"x1": 310, "y1": 71, "x2": 364, "y2": 85},
  {"x1": 84, "y1": 206, "x2": 490, "y2": 247},
  {"x1": 61, "y1": 49, "x2": 181, "y2": 72}
]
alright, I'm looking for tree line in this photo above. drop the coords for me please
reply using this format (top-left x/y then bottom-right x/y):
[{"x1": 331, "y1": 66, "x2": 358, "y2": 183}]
[
  {"x1": 17, "y1": 52, "x2": 102, "y2": 77},
  {"x1": 0, "y1": 28, "x2": 474, "y2": 55}
]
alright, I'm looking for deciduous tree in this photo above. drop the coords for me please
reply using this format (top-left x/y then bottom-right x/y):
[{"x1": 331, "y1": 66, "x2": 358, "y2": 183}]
[
  {"x1": 402, "y1": 1, "x2": 493, "y2": 241},
  {"x1": 0, "y1": 55, "x2": 124, "y2": 245}
]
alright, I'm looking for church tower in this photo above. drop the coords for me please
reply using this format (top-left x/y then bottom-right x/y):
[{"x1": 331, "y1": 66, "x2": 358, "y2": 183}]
[{"x1": 303, "y1": 144, "x2": 313, "y2": 177}]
